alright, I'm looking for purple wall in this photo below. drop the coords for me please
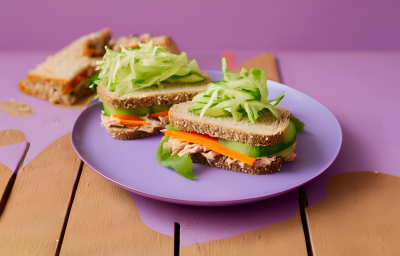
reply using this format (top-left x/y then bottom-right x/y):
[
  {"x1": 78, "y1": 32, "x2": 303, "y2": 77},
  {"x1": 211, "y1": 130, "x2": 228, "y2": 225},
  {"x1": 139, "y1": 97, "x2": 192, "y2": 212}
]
[{"x1": 1, "y1": 0, "x2": 399, "y2": 51}]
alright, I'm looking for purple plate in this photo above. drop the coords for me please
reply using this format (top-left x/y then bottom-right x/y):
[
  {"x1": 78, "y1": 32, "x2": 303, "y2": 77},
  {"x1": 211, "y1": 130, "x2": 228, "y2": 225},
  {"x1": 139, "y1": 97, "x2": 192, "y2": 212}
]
[{"x1": 71, "y1": 70, "x2": 342, "y2": 206}]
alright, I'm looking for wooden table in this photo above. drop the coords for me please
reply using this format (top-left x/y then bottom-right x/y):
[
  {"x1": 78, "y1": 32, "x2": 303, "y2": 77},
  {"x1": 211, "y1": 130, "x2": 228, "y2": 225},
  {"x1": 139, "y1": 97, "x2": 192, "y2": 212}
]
[{"x1": 0, "y1": 50, "x2": 399, "y2": 255}]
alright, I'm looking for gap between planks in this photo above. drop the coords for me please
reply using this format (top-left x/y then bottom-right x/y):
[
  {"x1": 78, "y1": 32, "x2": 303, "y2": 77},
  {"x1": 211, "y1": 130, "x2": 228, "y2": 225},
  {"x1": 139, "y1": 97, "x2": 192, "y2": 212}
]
[
  {"x1": 55, "y1": 160, "x2": 84, "y2": 256},
  {"x1": 298, "y1": 187, "x2": 313, "y2": 256}
]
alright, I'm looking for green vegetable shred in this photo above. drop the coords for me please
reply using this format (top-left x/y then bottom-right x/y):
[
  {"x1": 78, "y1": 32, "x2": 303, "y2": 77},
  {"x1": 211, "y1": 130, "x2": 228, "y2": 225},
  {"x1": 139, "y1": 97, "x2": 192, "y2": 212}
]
[
  {"x1": 94, "y1": 42, "x2": 205, "y2": 95},
  {"x1": 191, "y1": 58, "x2": 286, "y2": 123}
]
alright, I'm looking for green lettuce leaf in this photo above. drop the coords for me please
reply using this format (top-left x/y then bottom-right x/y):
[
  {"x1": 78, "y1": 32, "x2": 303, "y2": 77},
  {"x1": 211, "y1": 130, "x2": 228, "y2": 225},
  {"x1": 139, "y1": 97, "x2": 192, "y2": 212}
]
[
  {"x1": 290, "y1": 113, "x2": 305, "y2": 132},
  {"x1": 87, "y1": 74, "x2": 100, "y2": 91},
  {"x1": 155, "y1": 136, "x2": 195, "y2": 179}
]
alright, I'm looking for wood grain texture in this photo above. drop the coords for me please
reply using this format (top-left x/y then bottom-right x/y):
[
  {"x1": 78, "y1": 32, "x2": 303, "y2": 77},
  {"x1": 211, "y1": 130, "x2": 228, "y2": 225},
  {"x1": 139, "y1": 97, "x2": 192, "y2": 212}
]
[
  {"x1": 0, "y1": 129, "x2": 26, "y2": 215},
  {"x1": 181, "y1": 211, "x2": 307, "y2": 256},
  {"x1": 0, "y1": 129, "x2": 26, "y2": 147},
  {"x1": 0, "y1": 133, "x2": 81, "y2": 255},
  {"x1": 60, "y1": 164, "x2": 174, "y2": 256},
  {"x1": 0, "y1": 163, "x2": 14, "y2": 216},
  {"x1": 234, "y1": 52, "x2": 280, "y2": 82},
  {"x1": 306, "y1": 171, "x2": 400, "y2": 255}
]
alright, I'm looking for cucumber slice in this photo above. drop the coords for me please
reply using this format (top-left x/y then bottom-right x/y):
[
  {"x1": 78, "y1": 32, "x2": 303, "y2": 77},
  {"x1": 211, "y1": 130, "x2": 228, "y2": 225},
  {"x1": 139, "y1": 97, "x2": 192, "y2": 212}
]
[
  {"x1": 151, "y1": 104, "x2": 172, "y2": 113},
  {"x1": 188, "y1": 59, "x2": 200, "y2": 73},
  {"x1": 270, "y1": 143, "x2": 296, "y2": 158},
  {"x1": 218, "y1": 120, "x2": 297, "y2": 157},
  {"x1": 101, "y1": 102, "x2": 172, "y2": 116},
  {"x1": 174, "y1": 66, "x2": 191, "y2": 77},
  {"x1": 164, "y1": 71, "x2": 206, "y2": 84},
  {"x1": 281, "y1": 120, "x2": 296, "y2": 143},
  {"x1": 102, "y1": 103, "x2": 151, "y2": 116}
]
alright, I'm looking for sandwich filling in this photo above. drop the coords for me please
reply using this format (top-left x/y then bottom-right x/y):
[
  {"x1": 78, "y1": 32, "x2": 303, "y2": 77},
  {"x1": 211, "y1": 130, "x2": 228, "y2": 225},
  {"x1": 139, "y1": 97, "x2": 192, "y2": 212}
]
[
  {"x1": 101, "y1": 113, "x2": 169, "y2": 134},
  {"x1": 100, "y1": 102, "x2": 171, "y2": 135},
  {"x1": 156, "y1": 124, "x2": 298, "y2": 179},
  {"x1": 163, "y1": 136, "x2": 296, "y2": 170}
]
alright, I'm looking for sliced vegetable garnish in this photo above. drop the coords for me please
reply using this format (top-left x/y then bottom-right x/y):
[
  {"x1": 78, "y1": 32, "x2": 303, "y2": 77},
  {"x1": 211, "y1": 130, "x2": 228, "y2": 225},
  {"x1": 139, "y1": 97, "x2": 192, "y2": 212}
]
[
  {"x1": 165, "y1": 124, "x2": 181, "y2": 131},
  {"x1": 156, "y1": 136, "x2": 195, "y2": 179},
  {"x1": 149, "y1": 110, "x2": 169, "y2": 117},
  {"x1": 164, "y1": 130, "x2": 256, "y2": 166},
  {"x1": 111, "y1": 114, "x2": 141, "y2": 120},
  {"x1": 118, "y1": 120, "x2": 148, "y2": 126},
  {"x1": 95, "y1": 42, "x2": 205, "y2": 95},
  {"x1": 191, "y1": 58, "x2": 285, "y2": 123},
  {"x1": 290, "y1": 113, "x2": 305, "y2": 132},
  {"x1": 101, "y1": 102, "x2": 171, "y2": 117}
]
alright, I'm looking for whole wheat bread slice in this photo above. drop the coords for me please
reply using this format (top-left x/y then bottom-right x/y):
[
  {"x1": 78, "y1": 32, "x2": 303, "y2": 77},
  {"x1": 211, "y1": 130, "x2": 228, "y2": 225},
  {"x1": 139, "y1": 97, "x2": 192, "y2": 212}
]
[
  {"x1": 169, "y1": 102, "x2": 290, "y2": 146},
  {"x1": 191, "y1": 154, "x2": 284, "y2": 175},
  {"x1": 102, "y1": 125, "x2": 161, "y2": 140},
  {"x1": 97, "y1": 71, "x2": 213, "y2": 108}
]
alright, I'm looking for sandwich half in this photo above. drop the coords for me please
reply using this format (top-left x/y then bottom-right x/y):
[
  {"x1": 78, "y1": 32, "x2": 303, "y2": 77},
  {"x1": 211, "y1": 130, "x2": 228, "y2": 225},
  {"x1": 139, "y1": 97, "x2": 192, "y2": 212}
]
[
  {"x1": 19, "y1": 28, "x2": 111, "y2": 105},
  {"x1": 156, "y1": 58, "x2": 304, "y2": 179},
  {"x1": 95, "y1": 42, "x2": 213, "y2": 140}
]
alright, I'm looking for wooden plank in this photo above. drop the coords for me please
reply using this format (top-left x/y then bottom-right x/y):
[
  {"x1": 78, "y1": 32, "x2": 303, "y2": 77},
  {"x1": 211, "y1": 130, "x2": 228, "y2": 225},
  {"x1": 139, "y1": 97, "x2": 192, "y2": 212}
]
[
  {"x1": 234, "y1": 52, "x2": 280, "y2": 82},
  {"x1": 306, "y1": 172, "x2": 400, "y2": 255},
  {"x1": 0, "y1": 133, "x2": 81, "y2": 255},
  {"x1": 60, "y1": 164, "x2": 174, "y2": 255},
  {"x1": 0, "y1": 129, "x2": 27, "y2": 215},
  {"x1": 181, "y1": 211, "x2": 306, "y2": 256},
  {"x1": 0, "y1": 163, "x2": 14, "y2": 216}
]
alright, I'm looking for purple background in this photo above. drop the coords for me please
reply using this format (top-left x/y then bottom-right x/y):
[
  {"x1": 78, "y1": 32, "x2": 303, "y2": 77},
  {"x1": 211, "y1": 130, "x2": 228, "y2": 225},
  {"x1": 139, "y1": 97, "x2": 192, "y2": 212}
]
[{"x1": 1, "y1": 0, "x2": 399, "y2": 52}]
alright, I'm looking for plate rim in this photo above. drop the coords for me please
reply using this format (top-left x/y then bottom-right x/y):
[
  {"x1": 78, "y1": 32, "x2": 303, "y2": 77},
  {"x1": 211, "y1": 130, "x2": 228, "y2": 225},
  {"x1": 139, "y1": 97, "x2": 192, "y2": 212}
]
[{"x1": 71, "y1": 72, "x2": 343, "y2": 206}]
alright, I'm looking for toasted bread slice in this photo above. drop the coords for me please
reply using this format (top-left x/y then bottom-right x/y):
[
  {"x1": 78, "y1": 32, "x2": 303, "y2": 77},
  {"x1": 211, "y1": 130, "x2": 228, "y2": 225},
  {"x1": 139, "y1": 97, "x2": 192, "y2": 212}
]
[
  {"x1": 97, "y1": 71, "x2": 213, "y2": 108},
  {"x1": 191, "y1": 153, "x2": 284, "y2": 175},
  {"x1": 112, "y1": 34, "x2": 180, "y2": 54},
  {"x1": 169, "y1": 102, "x2": 291, "y2": 146}
]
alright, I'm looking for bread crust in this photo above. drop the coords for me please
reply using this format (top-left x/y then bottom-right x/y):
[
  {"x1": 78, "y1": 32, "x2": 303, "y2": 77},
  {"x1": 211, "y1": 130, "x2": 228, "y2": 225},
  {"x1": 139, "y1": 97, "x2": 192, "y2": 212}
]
[
  {"x1": 169, "y1": 103, "x2": 291, "y2": 146},
  {"x1": 97, "y1": 71, "x2": 213, "y2": 108},
  {"x1": 103, "y1": 125, "x2": 161, "y2": 140},
  {"x1": 191, "y1": 154, "x2": 284, "y2": 175}
]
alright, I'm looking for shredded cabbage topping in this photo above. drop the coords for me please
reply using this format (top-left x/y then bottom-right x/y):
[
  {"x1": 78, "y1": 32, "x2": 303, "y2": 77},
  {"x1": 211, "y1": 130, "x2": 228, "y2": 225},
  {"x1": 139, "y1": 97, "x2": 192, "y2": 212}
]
[
  {"x1": 190, "y1": 58, "x2": 285, "y2": 123},
  {"x1": 94, "y1": 41, "x2": 205, "y2": 94}
]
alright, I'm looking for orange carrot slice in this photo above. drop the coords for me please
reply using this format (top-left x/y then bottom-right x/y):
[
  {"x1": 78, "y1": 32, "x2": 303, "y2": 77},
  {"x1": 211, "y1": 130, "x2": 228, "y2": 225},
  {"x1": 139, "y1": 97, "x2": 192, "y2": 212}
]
[
  {"x1": 149, "y1": 110, "x2": 169, "y2": 117},
  {"x1": 164, "y1": 130, "x2": 256, "y2": 165},
  {"x1": 119, "y1": 120, "x2": 148, "y2": 126},
  {"x1": 111, "y1": 114, "x2": 142, "y2": 120}
]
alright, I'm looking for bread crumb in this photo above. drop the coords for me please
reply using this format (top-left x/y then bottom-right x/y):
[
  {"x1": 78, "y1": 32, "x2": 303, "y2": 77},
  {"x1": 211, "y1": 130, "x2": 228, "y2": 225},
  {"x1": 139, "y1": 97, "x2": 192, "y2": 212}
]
[{"x1": 375, "y1": 171, "x2": 379, "y2": 173}]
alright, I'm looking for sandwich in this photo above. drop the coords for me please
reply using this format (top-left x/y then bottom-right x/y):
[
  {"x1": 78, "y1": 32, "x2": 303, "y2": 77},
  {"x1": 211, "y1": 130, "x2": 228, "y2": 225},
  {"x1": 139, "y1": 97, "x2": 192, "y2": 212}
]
[
  {"x1": 156, "y1": 58, "x2": 304, "y2": 179},
  {"x1": 19, "y1": 28, "x2": 112, "y2": 105},
  {"x1": 94, "y1": 41, "x2": 213, "y2": 140}
]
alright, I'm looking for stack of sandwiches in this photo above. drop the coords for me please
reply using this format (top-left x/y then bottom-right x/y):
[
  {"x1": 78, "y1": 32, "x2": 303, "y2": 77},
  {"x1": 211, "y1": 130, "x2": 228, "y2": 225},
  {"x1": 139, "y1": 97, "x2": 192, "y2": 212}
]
[
  {"x1": 19, "y1": 29, "x2": 182, "y2": 106},
  {"x1": 19, "y1": 28, "x2": 111, "y2": 105}
]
